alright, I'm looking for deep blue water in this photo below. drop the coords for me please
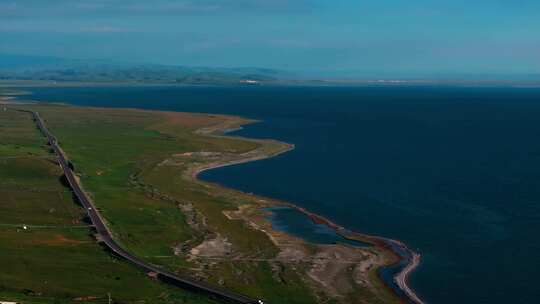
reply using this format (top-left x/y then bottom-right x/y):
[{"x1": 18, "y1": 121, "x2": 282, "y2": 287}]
[{"x1": 25, "y1": 85, "x2": 540, "y2": 304}]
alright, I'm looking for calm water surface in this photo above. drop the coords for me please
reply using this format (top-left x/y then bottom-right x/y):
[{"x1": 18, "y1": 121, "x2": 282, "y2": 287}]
[{"x1": 27, "y1": 85, "x2": 540, "y2": 304}]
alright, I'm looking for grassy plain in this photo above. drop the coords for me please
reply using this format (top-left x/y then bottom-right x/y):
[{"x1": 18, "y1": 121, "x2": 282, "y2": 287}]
[
  {"x1": 0, "y1": 107, "x2": 218, "y2": 304},
  {"x1": 5, "y1": 103, "x2": 317, "y2": 304},
  {"x1": 1, "y1": 96, "x2": 401, "y2": 304}
]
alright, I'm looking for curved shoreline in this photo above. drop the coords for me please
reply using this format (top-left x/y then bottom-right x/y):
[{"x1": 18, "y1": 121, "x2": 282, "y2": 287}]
[
  {"x1": 191, "y1": 122, "x2": 425, "y2": 304},
  {"x1": 391, "y1": 241, "x2": 422, "y2": 304},
  {"x1": 5, "y1": 92, "x2": 424, "y2": 304},
  {"x1": 290, "y1": 205, "x2": 424, "y2": 304},
  {"x1": 193, "y1": 142, "x2": 295, "y2": 179}
]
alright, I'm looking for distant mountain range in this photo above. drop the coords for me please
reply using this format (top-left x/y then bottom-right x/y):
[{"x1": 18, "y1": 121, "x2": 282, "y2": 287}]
[
  {"x1": 0, "y1": 54, "x2": 289, "y2": 84},
  {"x1": 2, "y1": 54, "x2": 539, "y2": 86}
]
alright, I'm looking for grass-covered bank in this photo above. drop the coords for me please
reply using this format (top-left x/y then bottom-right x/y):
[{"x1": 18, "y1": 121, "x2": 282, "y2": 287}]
[
  {"x1": 0, "y1": 108, "x2": 218, "y2": 303},
  {"x1": 1, "y1": 98, "x2": 402, "y2": 304}
]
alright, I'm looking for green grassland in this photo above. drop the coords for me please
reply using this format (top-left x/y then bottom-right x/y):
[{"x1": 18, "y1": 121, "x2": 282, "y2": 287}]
[
  {"x1": 1, "y1": 103, "x2": 317, "y2": 303},
  {"x1": 0, "y1": 108, "x2": 218, "y2": 304}
]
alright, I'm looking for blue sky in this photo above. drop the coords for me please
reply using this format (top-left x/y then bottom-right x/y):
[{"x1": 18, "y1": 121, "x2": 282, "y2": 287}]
[{"x1": 1, "y1": 0, "x2": 539, "y2": 78}]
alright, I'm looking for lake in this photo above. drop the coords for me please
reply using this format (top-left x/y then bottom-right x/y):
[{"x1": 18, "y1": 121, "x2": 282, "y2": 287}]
[{"x1": 25, "y1": 85, "x2": 540, "y2": 304}]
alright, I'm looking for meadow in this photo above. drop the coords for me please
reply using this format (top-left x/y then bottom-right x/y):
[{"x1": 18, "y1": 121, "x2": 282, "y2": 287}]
[
  {"x1": 0, "y1": 106, "x2": 218, "y2": 304},
  {"x1": 2, "y1": 103, "x2": 318, "y2": 304},
  {"x1": 0, "y1": 95, "x2": 402, "y2": 304}
]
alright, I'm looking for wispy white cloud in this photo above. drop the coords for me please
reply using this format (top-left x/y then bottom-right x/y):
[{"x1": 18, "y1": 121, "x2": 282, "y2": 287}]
[
  {"x1": 67, "y1": 1, "x2": 223, "y2": 14},
  {"x1": 0, "y1": 23, "x2": 141, "y2": 34},
  {"x1": 78, "y1": 25, "x2": 140, "y2": 33},
  {"x1": 1, "y1": 0, "x2": 314, "y2": 18},
  {"x1": 0, "y1": 2, "x2": 24, "y2": 17},
  {"x1": 268, "y1": 39, "x2": 313, "y2": 48},
  {"x1": 0, "y1": 0, "x2": 316, "y2": 34}
]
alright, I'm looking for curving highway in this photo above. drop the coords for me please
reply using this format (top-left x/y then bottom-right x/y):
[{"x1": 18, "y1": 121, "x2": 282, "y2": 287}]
[{"x1": 25, "y1": 110, "x2": 262, "y2": 304}]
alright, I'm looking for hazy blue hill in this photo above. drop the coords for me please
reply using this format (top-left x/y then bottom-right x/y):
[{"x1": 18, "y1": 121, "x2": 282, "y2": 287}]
[
  {"x1": 0, "y1": 54, "x2": 283, "y2": 84},
  {"x1": 0, "y1": 54, "x2": 75, "y2": 69}
]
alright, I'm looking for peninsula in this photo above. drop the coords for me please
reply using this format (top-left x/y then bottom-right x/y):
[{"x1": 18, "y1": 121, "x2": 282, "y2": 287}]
[{"x1": 0, "y1": 91, "x2": 421, "y2": 304}]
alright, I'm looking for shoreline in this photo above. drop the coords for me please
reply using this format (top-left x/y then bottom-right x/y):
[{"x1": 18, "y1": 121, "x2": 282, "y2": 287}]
[
  {"x1": 289, "y1": 205, "x2": 424, "y2": 304},
  {"x1": 192, "y1": 141, "x2": 295, "y2": 180},
  {"x1": 191, "y1": 119, "x2": 425, "y2": 304},
  {"x1": 392, "y1": 241, "x2": 422, "y2": 304},
  {"x1": 5, "y1": 91, "x2": 424, "y2": 303},
  {"x1": 190, "y1": 120, "x2": 296, "y2": 179}
]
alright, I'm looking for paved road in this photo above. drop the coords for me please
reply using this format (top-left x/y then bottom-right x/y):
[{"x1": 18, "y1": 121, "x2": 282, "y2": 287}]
[{"x1": 27, "y1": 110, "x2": 262, "y2": 304}]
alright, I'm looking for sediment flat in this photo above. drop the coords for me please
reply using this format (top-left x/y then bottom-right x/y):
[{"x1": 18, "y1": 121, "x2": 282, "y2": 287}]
[
  {"x1": 188, "y1": 116, "x2": 425, "y2": 304},
  {"x1": 395, "y1": 247, "x2": 423, "y2": 304}
]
